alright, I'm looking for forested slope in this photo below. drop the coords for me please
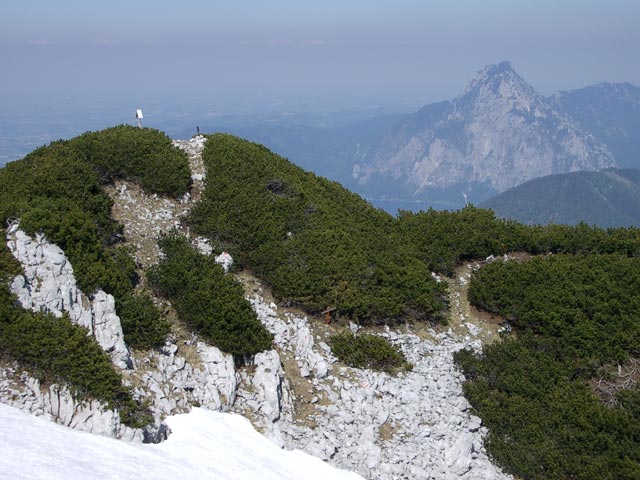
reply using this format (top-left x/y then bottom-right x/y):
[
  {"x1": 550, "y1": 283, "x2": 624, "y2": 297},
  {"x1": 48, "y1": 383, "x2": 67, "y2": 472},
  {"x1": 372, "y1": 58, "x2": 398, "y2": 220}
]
[{"x1": 480, "y1": 168, "x2": 640, "y2": 227}]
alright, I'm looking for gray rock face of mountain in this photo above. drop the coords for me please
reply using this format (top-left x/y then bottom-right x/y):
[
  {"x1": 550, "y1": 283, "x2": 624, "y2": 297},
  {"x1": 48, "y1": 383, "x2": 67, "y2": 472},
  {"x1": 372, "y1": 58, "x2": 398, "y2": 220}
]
[
  {"x1": 354, "y1": 62, "x2": 615, "y2": 196},
  {"x1": 550, "y1": 82, "x2": 640, "y2": 168}
]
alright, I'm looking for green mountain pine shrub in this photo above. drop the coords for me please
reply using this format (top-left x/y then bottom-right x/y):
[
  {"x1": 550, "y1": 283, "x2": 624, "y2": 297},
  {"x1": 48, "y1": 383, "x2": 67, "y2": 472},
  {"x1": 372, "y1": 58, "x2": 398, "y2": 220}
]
[
  {"x1": 69, "y1": 125, "x2": 191, "y2": 197},
  {"x1": 397, "y1": 206, "x2": 640, "y2": 276},
  {"x1": 456, "y1": 254, "x2": 640, "y2": 479},
  {"x1": 148, "y1": 233, "x2": 273, "y2": 356},
  {"x1": 188, "y1": 134, "x2": 447, "y2": 324},
  {"x1": 116, "y1": 293, "x2": 170, "y2": 350},
  {"x1": 328, "y1": 332, "x2": 410, "y2": 373}
]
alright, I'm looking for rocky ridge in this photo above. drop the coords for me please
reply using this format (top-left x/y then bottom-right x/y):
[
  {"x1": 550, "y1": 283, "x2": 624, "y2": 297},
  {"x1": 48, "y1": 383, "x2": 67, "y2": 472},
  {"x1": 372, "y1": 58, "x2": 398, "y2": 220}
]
[
  {"x1": 0, "y1": 366, "x2": 142, "y2": 441},
  {"x1": 115, "y1": 137, "x2": 241, "y2": 421},
  {"x1": 105, "y1": 134, "x2": 207, "y2": 270},
  {"x1": 1, "y1": 224, "x2": 240, "y2": 441},
  {"x1": 2, "y1": 222, "x2": 239, "y2": 439},
  {"x1": 2, "y1": 226, "x2": 142, "y2": 440},
  {"x1": 243, "y1": 270, "x2": 511, "y2": 480},
  {"x1": 550, "y1": 81, "x2": 640, "y2": 168},
  {"x1": 1, "y1": 137, "x2": 237, "y2": 441},
  {"x1": 1, "y1": 135, "x2": 512, "y2": 479}
]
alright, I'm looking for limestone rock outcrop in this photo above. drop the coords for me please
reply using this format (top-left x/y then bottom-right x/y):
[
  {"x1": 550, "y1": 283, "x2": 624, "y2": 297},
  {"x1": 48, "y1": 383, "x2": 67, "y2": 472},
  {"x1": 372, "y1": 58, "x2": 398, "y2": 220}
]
[
  {"x1": 0, "y1": 366, "x2": 142, "y2": 441},
  {"x1": 129, "y1": 339, "x2": 238, "y2": 418},
  {"x1": 243, "y1": 288, "x2": 512, "y2": 480},
  {"x1": 6, "y1": 226, "x2": 131, "y2": 370}
]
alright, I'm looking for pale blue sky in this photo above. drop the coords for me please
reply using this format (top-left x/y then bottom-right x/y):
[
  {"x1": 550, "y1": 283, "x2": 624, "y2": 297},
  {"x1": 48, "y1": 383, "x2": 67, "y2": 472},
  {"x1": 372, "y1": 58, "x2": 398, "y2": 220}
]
[{"x1": 1, "y1": 0, "x2": 639, "y2": 112}]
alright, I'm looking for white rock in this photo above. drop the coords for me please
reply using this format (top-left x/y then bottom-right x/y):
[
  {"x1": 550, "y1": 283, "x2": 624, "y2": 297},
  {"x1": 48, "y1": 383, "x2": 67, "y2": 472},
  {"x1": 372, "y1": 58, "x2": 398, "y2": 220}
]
[
  {"x1": 215, "y1": 252, "x2": 233, "y2": 272},
  {"x1": 233, "y1": 349, "x2": 293, "y2": 446},
  {"x1": 445, "y1": 433, "x2": 474, "y2": 476},
  {"x1": 7, "y1": 229, "x2": 131, "y2": 370},
  {"x1": 465, "y1": 322, "x2": 481, "y2": 336},
  {"x1": 468, "y1": 416, "x2": 482, "y2": 433},
  {"x1": 136, "y1": 340, "x2": 237, "y2": 420},
  {"x1": 0, "y1": 368, "x2": 143, "y2": 441},
  {"x1": 194, "y1": 236, "x2": 213, "y2": 255}
]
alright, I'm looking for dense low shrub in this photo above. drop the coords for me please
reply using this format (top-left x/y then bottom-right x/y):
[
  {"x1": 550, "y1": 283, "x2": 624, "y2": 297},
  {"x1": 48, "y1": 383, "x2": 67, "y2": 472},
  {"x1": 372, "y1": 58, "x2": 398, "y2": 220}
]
[
  {"x1": 397, "y1": 206, "x2": 640, "y2": 276},
  {"x1": 456, "y1": 254, "x2": 640, "y2": 479},
  {"x1": 188, "y1": 134, "x2": 447, "y2": 324},
  {"x1": 69, "y1": 125, "x2": 191, "y2": 197},
  {"x1": 116, "y1": 293, "x2": 170, "y2": 350},
  {"x1": 148, "y1": 233, "x2": 273, "y2": 356},
  {"x1": 189, "y1": 135, "x2": 640, "y2": 325},
  {"x1": 0, "y1": 142, "x2": 119, "y2": 244},
  {"x1": 328, "y1": 332, "x2": 409, "y2": 373}
]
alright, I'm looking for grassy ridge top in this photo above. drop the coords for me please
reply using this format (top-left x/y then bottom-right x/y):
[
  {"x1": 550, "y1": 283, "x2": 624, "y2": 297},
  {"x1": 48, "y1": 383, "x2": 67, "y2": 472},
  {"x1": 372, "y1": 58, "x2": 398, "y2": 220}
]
[
  {"x1": 188, "y1": 133, "x2": 447, "y2": 323},
  {"x1": 188, "y1": 133, "x2": 640, "y2": 324}
]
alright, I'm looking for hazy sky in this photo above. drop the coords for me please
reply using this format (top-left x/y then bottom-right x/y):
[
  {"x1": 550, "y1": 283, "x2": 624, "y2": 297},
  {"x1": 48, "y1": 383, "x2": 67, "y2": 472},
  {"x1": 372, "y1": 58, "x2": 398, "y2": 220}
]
[{"x1": 1, "y1": 0, "x2": 639, "y2": 113}]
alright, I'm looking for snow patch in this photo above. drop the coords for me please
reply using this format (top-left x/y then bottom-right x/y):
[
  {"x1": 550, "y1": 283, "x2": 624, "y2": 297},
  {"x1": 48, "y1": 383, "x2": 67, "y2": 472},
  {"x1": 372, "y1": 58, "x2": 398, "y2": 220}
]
[{"x1": 0, "y1": 403, "x2": 363, "y2": 480}]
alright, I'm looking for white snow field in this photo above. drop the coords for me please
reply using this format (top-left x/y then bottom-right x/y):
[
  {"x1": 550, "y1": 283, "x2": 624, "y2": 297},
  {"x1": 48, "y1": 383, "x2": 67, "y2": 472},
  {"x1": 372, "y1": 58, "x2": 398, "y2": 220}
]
[{"x1": 0, "y1": 403, "x2": 364, "y2": 480}]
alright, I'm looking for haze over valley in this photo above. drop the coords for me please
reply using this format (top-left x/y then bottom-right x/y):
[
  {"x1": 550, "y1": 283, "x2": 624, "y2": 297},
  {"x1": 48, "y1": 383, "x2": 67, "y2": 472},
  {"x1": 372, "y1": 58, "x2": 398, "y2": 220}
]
[{"x1": 4, "y1": 62, "x2": 639, "y2": 219}]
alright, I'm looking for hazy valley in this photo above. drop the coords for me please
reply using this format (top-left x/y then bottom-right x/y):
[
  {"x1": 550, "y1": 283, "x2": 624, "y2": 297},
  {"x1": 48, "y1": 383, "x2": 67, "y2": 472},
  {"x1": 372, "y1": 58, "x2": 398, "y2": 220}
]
[{"x1": 6, "y1": 63, "x2": 639, "y2": 225}]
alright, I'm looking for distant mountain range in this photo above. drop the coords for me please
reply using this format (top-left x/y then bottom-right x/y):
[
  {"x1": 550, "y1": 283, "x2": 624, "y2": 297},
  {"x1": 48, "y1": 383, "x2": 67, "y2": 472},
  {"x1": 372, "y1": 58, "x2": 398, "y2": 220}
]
[
  {"x1": 550, "y1": 82, "x2": 640, "y2": 168},
  {"x1": 196, "y1": 62, "x2": 639, "y2": 212},
  {"x1": 354, "y1": 62, "x2": 615, "y2": 202},
  {"x1": 481, "y1": 168, "x2": 640, "y2": 227},
  {"x1": 5, "y1": 62, "x2": 637, "y2": 215}
]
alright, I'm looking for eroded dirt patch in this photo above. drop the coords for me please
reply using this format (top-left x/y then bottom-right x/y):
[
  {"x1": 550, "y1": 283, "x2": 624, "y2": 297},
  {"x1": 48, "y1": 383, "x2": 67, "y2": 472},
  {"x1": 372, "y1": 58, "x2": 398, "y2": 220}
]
[
  {"x1": 445, "y1": 262, "x2": 506, "y2": 345},
  {"x1": 105, "y1": 136, "x2": 206, "y2": 271}
]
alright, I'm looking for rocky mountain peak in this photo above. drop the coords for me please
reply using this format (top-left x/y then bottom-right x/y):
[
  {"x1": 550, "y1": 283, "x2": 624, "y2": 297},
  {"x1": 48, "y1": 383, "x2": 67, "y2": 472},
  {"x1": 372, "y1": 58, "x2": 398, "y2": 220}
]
[
  {"x1": 457, "y1": 61, "x2": 544, "y2": 117},
  {"x1": 355, "y1": 61, "x2": 616, "y2": 199},
  {"x1": 552, "y1": 80, "x2": 640, "y2": 106},
  {"x1": 463, "y1": 61, "x2": 518, "y2": 91},
  {"x1": 593, "y1": 81, "x2": 638, "y2": 95}
]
